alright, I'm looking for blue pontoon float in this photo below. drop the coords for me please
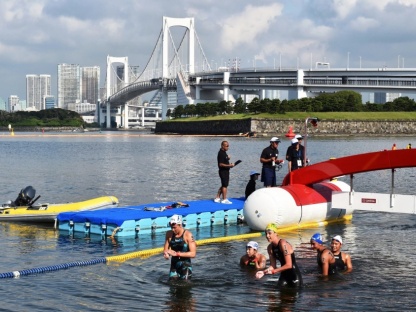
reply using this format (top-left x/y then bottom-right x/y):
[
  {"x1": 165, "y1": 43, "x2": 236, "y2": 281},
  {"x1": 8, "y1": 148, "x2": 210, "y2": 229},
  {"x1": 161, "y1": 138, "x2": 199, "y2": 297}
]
[{"x1": 57, "y1": 197, "x2": 245, "y2": 238}]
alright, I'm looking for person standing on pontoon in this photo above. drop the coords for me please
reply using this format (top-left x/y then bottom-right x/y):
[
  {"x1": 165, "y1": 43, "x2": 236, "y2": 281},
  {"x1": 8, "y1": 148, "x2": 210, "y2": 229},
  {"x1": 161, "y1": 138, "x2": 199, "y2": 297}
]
[
  {"x1": 214, "y1": 140, "x2": 235, "y2": 204},
  {"x1": 260, "y1": 137, "x2": 283, "y2": 187},
  {"x1": 163, "y1": 214, "x2": 197, "y2": 280}
]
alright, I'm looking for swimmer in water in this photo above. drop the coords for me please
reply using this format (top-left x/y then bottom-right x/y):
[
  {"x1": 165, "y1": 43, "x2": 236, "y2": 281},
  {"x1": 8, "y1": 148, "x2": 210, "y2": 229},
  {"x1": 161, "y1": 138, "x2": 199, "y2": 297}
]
[
  {"x1": 240, "y1": 241, "x2": 266, "y2": 270},
  {"x1": 310, "y1": 233, "x2": 336, "y2": 276},
  {"x1": 255, "y1": 223, "x2": 303, "y2": 288},
  {"x1": 331, "y1": 235, "x2": 352, "y2": 273}
]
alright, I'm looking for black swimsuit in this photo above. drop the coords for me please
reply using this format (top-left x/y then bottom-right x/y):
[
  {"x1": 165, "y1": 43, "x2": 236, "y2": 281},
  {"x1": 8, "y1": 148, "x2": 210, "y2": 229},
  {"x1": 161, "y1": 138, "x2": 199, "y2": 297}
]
[
  {"x1": 271, "y1": 240, "x2": 303, "y2": 288},
  {"x1": 169, "y1": 230, "x2": 192, "y2": 279},
  {"x1": 317, "y1": 249, "x2": 337, "y2": 275},
  {"x1": 334, "y1": 252, "x2": 347, "y2": 271}
]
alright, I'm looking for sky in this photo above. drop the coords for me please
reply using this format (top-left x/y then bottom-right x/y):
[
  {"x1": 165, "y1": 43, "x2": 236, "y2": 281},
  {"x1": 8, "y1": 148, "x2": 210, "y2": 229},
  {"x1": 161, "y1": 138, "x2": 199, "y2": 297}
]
[{"x1": 1, "y1": 0, "x2": 416, "y2": 102}]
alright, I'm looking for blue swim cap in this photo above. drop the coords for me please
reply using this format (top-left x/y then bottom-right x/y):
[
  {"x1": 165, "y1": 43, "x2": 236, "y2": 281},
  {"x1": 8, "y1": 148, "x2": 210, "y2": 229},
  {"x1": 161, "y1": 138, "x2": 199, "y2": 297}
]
[{"x1": 310, "y1": 233, "x2": 323, "y2": 244}]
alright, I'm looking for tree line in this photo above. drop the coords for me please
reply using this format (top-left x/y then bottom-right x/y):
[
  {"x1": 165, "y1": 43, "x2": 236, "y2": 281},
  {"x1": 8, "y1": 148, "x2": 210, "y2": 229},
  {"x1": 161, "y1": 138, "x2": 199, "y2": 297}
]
[
  {"x1": 168, "y1": 91, "x2": 416, "y2": 118},
  {"x1": 0, "y1": 108, "x2": 85, "y2": 127}
]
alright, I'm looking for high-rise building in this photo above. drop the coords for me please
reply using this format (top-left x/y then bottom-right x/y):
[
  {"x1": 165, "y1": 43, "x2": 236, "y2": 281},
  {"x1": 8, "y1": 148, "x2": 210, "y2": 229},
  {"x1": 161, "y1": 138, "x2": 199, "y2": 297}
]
[
  {"x1": 81, "y1": 66, "x2": 100, "y2": 105},
  {"x1": 58, "y1": 64, "x2": 80, "y2": 110},
  {"x1": 0, "y1": 97, "x2": 6, "y2": 111},
  {"x1": 44, "y1": 95, "x2": 55, "y2": 109},
  {"x1": 26, "y1": 74, "x2": 51, "y2": 110},
  {"x1": 8, "y1": 95, "x2": 19, "y2": 112}
]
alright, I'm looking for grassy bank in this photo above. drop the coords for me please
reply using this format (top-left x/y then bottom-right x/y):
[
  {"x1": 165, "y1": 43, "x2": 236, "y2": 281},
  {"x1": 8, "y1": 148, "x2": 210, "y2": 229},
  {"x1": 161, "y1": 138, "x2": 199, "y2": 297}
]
[{"x1": 167, "y1": 112, "x2": 416, "y2": 122}]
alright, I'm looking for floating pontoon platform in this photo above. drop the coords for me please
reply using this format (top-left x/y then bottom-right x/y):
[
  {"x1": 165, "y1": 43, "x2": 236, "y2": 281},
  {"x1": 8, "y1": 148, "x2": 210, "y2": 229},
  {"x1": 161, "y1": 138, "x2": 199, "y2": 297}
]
[{"x1": 57, "y1": 197, "x2": 245, "y2": 238}]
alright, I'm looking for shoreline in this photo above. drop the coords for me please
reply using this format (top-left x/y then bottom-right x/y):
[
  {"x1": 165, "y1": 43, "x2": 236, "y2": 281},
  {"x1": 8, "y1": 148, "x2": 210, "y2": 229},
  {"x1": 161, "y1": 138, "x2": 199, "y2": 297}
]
[{"x1": 1, "y1": 131, "x2": 415, "y2": 138}]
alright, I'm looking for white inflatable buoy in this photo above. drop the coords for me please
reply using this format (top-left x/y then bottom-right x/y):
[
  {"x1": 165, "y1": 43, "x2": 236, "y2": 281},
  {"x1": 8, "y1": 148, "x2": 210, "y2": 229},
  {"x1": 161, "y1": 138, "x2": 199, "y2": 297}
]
[{"x1": 243, "y1": 180, "x2": 353, "y2": 231}]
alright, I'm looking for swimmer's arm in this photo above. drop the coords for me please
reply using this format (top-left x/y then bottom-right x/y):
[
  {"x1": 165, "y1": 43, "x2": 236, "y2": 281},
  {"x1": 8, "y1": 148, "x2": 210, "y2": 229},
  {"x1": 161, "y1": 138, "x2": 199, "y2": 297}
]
[
  {"x1": 163, "y1": 231, "x2": 172, "y2": 259},
  {"x1": 321, "y1": 250, "x2": 334, "y2": 276},
  {"x1": 174, "y1": 231, "x2": 196, "y2": 258},
  {"x1": 345, "y1": 254, "x2": 353, "y2": 272},
  {"x1": 255, "y1": 254, "x2": 267, "y2": 270},
  {"x1": 271, "y1": 240, "x2": 292, "y2": 274}
]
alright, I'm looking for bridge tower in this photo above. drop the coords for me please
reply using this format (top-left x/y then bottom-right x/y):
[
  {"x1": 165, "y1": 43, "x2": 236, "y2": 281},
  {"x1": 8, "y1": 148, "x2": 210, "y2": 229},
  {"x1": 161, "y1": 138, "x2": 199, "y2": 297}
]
[
  {"x1": 105, "y1": 56, "x2": 129, "y2": 129},
  {"x1": 162, "y1": 16, "x2": 195, "y2": 120}
]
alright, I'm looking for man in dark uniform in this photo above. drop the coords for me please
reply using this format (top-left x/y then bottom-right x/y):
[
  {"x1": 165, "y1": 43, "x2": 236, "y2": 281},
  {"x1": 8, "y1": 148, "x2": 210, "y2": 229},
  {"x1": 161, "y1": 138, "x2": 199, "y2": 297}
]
[
  {"x1": 260, "y1": 137, "x2": 282, "y2": 187},
  {"x1": 286, "y1": 138, "x2": 304, "y2": 172},
  {"x1": 214, "y1": 140, "x2": 234, "y2": 204}
]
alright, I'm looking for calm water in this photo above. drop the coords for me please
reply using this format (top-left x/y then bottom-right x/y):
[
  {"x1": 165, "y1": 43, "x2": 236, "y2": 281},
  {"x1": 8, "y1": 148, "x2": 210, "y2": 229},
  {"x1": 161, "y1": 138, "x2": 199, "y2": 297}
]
[{"x1": 1, "y1": 131, "x2": 416, "y2": 311}]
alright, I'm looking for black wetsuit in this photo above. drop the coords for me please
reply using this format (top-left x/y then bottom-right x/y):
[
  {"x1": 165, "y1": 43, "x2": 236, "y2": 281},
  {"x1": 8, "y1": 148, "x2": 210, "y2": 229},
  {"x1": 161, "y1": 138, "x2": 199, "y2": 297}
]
[
  {"x1": 271, "y1": 240, "x2": 303, "y2": 288},
  {"x1": 169, "y1": 230, "x2": 192, "y2": 279},
  {"x1": 317, "y1": 249, "x2": 337, "y2": 275},
  {"x1": 333, "y1": 252, "x2": 347, "y2": 271}
]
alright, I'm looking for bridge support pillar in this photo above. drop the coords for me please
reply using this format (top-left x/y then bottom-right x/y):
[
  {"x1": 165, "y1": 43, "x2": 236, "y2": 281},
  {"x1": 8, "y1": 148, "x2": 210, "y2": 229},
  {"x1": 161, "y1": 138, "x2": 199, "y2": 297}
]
[
  {"x1": 123, "y1": 104, "x2": 129, "y2": 129},
  {"x1": 223, "y1": 72, "x2": 230, "y2": 101},
  {"x1": 259, "y1": 89, "x2": 266, "y2": 100},
  {"x1": 162, "y1": 89, "x2": 168, "y2": 120},
  {"x1": 195, "y1": 77, "x2": 201, "y2": 100},
  {"x1": 106, "y1": 102, "x2": 111, "y2": 129},
  {"x1": 141, "y1": 107, "x2": 145, "y2": 126}
]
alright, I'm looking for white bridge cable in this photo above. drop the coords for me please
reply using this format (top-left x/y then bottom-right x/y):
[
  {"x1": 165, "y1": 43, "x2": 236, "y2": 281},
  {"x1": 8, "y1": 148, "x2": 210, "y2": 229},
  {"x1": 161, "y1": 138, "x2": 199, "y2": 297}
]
[
  {"x1": 194, "y1": 30, "x2": 211, "y2": 72},
  {"x1": 134, "y1": 28, "x2": 164, "y2": 82},
  {"x1": 105, "y1": 22, "x2": 211, "y2": 102}
]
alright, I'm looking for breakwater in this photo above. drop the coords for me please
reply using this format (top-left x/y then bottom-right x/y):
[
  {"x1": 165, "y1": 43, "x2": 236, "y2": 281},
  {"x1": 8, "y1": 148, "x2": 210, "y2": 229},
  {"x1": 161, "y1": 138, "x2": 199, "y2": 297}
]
[{"x1": 155, "y1": 118, "x2": 416, "y2": 136}]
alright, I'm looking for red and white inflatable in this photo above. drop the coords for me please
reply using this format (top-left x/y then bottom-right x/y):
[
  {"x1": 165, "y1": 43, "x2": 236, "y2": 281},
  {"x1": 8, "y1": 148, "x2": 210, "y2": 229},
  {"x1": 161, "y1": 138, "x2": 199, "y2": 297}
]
[{"x1": 244, "y1": 149, "x2": 416, "y2": 231}]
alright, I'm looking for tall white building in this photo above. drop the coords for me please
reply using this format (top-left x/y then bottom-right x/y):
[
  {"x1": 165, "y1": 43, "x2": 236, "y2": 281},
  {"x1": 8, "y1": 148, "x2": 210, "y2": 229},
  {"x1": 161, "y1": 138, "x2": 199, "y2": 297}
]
[
  {"x1": 26, "y1": 74, "x2": 51, "y2": 110},
  {"x1": 81, "y1": 66, "x2": 100, "y2": 105},
  {"x1": 8, "y1": 95, "x2": 19, "y2": 112},
  {"x1": 58, "y1": 64, "x2": 81, "y2": 110}
]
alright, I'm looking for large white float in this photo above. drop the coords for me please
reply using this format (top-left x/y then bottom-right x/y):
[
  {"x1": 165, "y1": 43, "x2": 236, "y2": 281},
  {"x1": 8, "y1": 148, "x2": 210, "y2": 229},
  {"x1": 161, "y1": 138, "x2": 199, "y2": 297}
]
[{"x1": 244, "y1": 149, "x2": 416, "y2": 231}]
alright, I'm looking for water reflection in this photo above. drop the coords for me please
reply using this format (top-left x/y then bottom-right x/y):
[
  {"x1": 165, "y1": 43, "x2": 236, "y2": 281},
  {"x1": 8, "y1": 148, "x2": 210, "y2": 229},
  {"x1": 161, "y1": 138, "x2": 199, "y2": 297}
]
[{"x1": 165, "y1": 282, "x2": 196, "y2": 312}]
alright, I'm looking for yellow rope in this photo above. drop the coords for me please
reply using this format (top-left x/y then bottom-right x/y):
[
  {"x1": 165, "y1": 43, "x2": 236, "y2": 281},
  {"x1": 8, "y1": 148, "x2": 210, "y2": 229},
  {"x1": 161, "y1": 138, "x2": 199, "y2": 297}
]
[
  {"x1": 105, "y1": 216, "x2": 352, "y2": 263},
  {"x1": 106, "y1": 232, "x2": 262, "y2": 263}
]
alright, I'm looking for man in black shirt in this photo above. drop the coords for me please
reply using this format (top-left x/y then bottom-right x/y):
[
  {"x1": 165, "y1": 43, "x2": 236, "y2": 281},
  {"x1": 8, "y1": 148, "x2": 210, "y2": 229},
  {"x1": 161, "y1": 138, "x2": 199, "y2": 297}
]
[
  {"x1": 260, "y1": 137, "x2": 282, "y2": 187},
  {"x1": 214, "y1": 141, "x2": 235, "y2": 204}
]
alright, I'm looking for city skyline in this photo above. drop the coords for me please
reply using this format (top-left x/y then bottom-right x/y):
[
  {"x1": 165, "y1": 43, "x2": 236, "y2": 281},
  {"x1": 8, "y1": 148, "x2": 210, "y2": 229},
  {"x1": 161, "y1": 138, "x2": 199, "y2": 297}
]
[{"x1": 1, "y1": 1, "x2": 416, "y2": 101}]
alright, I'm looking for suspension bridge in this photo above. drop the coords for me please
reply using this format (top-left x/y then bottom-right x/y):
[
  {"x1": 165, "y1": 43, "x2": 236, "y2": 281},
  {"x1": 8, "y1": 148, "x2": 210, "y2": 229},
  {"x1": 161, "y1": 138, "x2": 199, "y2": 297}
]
[{"x1": 100, "y1": 16, "x2": 416, "y2": 129}]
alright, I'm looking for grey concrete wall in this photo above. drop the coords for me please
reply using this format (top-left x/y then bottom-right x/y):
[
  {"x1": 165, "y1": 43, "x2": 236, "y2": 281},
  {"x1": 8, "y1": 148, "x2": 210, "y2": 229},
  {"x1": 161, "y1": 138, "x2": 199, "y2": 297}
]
[{"x1": 155, "y1": 118, "x2": 416, "y2": 136}]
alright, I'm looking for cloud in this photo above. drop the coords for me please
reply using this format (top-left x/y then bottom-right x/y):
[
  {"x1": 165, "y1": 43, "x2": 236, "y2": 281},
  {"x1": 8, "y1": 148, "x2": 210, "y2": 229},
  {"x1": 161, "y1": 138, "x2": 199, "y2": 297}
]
[
  {"x1": 220, "y1": 3, "x2": 283, "y2": 51},
  {"x1": 349, "y1": 17, "x2": 379, "y2": 32}
]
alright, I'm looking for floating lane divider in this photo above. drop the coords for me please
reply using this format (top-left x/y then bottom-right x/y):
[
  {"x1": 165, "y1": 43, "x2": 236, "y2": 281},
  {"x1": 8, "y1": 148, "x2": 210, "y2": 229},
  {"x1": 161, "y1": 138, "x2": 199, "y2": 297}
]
[
  {"x1": 106, "y1": 232, "x2": 263, "y2": 262},
  {"x1": 0, "y1": 232, "x2": 262, "y2": 279}
]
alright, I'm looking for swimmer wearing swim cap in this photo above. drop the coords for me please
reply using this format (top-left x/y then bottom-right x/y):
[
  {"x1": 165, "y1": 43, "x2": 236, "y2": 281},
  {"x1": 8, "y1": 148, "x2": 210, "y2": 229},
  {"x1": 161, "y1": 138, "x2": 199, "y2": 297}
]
[
  {"x1": 240, "y1": 241, "x2": 266, "y2": 270},
  {"x1": 310, "y1": 233, "x2": 336, "y2": 276},
  {"x1": 255, "y1": 223, "x2": 303, "y2": 288},
  {"x1": 330, "y1": 235, "x2": 353, "y2": 273}
]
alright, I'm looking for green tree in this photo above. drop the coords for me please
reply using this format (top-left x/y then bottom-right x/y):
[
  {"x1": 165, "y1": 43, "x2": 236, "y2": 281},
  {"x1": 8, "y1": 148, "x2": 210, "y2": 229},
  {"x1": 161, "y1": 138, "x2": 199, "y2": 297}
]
[{"x1": 233, "y1": 97, "x2": 247, "y2": 114}]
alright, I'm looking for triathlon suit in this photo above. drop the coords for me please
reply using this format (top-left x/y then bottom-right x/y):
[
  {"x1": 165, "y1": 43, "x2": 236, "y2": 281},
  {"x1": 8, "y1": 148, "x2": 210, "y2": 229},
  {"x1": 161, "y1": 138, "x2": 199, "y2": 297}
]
[
  {"x1": 169, "y1": 230, "x2": 192, "y2": 280},
  {"x1": 244, "y1": 256, "x2": 258, "y2": 269},
  {"x1": 317, "y1": 249, "x2": 337, "y2": 275},
  {"x1": 333, "y1": 252, "x2": 347, "y2": 271},
  {"x1": 271, "y1": 240, "x2": 303, "y2": 288}
]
